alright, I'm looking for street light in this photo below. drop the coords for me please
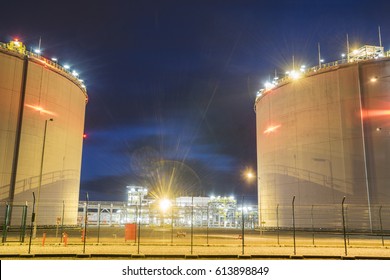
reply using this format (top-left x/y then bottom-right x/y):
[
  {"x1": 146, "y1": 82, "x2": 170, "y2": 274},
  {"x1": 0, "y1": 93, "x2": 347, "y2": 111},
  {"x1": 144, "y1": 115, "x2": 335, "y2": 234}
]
[
  {"x1": 240, "y1": 169, "x2": 256, "y2": 255},
  {"x1": 32, "y1": 118, "x2": 53, "y2": 239}
]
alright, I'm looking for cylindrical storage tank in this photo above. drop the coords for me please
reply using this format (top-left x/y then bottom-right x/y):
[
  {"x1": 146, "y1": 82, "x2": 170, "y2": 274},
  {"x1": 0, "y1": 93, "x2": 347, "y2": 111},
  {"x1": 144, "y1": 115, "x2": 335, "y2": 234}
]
[
  {"x1": 0, "y1": 41, "x2": 87, "y2": 225},
  {"x1": 255, "y1": 58, "x2": 390, "y2": 231}
]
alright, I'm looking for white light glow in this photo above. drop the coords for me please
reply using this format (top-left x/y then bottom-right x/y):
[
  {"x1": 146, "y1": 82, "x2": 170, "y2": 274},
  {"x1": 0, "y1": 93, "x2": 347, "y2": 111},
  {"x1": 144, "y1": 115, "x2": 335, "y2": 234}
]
[
  {"x1": 159, "y1": 199, "x2": 171, "y2": 212},
  {"x1": 264, "y1": 81, "x2": 275, "y2": 90},
  {"x1": 264, "y1": 124, "x2": 281, "y2": 134},
  {"x1": 290, "y1": 70, "x2": 301, "y2": 80}
]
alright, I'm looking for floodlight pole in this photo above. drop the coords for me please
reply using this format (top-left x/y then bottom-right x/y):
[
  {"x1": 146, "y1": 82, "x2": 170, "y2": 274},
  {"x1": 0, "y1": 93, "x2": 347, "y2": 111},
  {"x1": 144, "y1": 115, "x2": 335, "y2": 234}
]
[{"x1": 32, "y1": 118, "x2": 53, "y2": 239}]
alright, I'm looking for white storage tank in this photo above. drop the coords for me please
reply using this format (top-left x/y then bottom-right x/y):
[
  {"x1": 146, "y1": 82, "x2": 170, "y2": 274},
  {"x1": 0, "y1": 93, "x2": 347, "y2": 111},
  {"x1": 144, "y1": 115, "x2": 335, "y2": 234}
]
[
  {"x1": 0, "y1": 39, "x2": 88, "y2": 225},
  {"x1": 255, "y1": 46, "x2": 390, "y2": 231}
]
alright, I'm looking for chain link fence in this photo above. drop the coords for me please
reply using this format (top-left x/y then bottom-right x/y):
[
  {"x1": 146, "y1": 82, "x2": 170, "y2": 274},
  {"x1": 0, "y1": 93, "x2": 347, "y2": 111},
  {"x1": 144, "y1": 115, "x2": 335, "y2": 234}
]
[{"x1": 1, "y1": 197, "x2": 389, "y2": 256}]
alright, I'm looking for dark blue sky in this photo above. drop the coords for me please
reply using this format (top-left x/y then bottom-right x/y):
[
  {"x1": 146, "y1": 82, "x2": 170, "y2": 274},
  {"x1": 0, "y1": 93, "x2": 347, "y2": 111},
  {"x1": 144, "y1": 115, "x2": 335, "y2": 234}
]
[{"x1": 1, "y1": 0, "x2": 389, "y2": 201}]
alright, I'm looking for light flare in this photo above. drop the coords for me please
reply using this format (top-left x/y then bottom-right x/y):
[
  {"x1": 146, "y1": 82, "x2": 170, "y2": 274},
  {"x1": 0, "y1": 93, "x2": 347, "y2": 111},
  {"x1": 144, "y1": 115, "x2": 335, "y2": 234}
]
[
  {"x1": 159, "y1": 198, "x2": 171, "y2": 212},
  {"x1": 361, "y1": 109, "x2": 390, "y2": 119},
  {"x1": 263, "y1": 124, "x2": 281, "y2": 134},
  {"x1": 25, "y1": 104, "x2": 56, "y2": 116}
]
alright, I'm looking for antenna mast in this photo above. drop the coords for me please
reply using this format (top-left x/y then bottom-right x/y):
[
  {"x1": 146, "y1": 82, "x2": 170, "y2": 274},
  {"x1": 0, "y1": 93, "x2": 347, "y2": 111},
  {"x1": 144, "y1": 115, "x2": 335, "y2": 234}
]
[{"x1": 318, "y1": 42, "x2": 321, "y2": 68}]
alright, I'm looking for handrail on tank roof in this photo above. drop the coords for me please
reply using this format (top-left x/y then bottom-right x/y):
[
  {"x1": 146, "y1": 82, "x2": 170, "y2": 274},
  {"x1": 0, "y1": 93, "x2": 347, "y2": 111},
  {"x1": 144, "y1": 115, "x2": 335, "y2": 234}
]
[
  {"x1": 0, "y1": 41, "x2": 88, "y2": 101},
  {"x1": 255, "y1": 47, "x2": 390, "y2": 105}
]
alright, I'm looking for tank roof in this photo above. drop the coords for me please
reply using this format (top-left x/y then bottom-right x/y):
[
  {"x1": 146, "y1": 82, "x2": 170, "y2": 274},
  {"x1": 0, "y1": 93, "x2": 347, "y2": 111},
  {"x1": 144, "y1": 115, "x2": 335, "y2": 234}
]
[{"x1": 0, "y1": 40, "x2": 88, "y2": 102}]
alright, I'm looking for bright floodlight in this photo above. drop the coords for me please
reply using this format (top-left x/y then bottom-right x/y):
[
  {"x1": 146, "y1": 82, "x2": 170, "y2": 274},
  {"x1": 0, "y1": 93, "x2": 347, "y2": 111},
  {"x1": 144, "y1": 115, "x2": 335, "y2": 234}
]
[
  {"x1": 159, "y1": 198, "x2": 171, "y2": 212},
  {"x1": 64, "y1": 64, "x2": 70, "y2": 69},
  {"x1": 290, "y1": 70, "x2": 301, "y2": 80},
  {"x1": 51, "y1": 57, "x2": 58, "y2": 62},
  {"x1": 247, "y1": 172, "x2": 254, "y2": 179},
  {"x1": 72, "y1": 70, "x2": 79, "y2": 77},
  {"x1": 34, "y1": 49, "x2": 41, "y2": 54}
]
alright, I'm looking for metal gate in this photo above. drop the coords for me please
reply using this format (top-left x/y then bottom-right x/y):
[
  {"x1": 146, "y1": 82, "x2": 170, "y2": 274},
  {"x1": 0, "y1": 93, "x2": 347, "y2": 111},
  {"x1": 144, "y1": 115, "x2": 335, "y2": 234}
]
[{"x1": 1, "y1": 203, "x2": 28, "y2": 243}]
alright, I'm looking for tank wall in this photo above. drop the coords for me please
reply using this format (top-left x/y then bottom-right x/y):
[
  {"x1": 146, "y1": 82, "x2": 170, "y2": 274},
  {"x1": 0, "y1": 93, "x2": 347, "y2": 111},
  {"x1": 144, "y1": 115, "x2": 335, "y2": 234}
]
[
  {"x1": 0, "y1": 51, "x2": 87, "y2": 225},
  {"x1": 255, "y1": 60, "x2": 390, "y2": 230},
  {"x1": 359, "y1": 60, "x2": 390, "y2": 205},
  {"x1": 0, "y1": 52, "x2": 23, "y2": 193}
]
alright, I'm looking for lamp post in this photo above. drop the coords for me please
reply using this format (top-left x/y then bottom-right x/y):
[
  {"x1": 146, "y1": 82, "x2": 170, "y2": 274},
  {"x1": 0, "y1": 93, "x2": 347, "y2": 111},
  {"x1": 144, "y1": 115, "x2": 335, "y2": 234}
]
[{"x1": 32, "y1": 118, "x2": 53, "y2": 239}]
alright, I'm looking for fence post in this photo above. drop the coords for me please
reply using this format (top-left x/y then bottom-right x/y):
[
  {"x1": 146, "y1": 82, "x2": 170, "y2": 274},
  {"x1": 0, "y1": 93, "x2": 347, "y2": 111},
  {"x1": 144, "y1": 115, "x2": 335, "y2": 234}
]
[
  {"x1": 276, "y1": 204, "x2": 280, "y2": 245},
  {"x1": 137, "y1": 194, "x2": 142, "y2": 254},
  {"x1": 206, "y1": 203, "x2": 209, "y2": 246},
  {"x1": 191, "y1": 196, "x2": 194, "y2": 255},
  {"x1": 292, "y1": 196, "x2": 296, "y2": 255},
  {"x1": 28, "y1": 192, "x2": 36, "y2": 254},
  {"x1": 60, "y1": 201, "x2": 64, "y2": 243},
  {"x1": 311, "y1": 205, "x2": 315, "y2": 246},
  {"x1": 2, "y1": 203, "x2": 10, "y2": 243},
  {"x1": 241, "y1": 196, "x2": 245, "y2": 255},
  {"x1": 171, "y1": 205, "x2": 174, "y2": 245},
  {"x1": 346, "y1": 205, "x2": 350, "y2": 245},
  {"x1": 20, "y1": 204, "x2": 28, "y2": 243},
  {"x1": 341, "y1": 196, "x2": 347, "y2": 256},
  {"x1": 379, "y1": 206, "x2": 384, "y2": 246},
  {"x1": 83, "y1": 193, "x2": 88, "y2": 254},
  {"x1": 97, "y1": 203, "x2": 101, "y2": 243}
]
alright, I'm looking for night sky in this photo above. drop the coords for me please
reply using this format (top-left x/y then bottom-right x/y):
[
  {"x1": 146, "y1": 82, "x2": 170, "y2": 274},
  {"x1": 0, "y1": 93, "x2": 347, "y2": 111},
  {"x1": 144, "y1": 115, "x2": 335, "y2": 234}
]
[{"x1": 1, "y1": 0, "x2": 389, "y2": 201}]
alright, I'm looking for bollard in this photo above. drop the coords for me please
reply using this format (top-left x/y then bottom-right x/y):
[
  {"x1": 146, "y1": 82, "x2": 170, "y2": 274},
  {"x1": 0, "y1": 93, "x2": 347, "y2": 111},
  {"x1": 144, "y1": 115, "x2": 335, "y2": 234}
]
[
  {"x1": 63, "y1": 232, "x2": 68, "y2": 247},
  {"x1": 42, "y1": 232, "x2": 46, "y2": 247}
]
